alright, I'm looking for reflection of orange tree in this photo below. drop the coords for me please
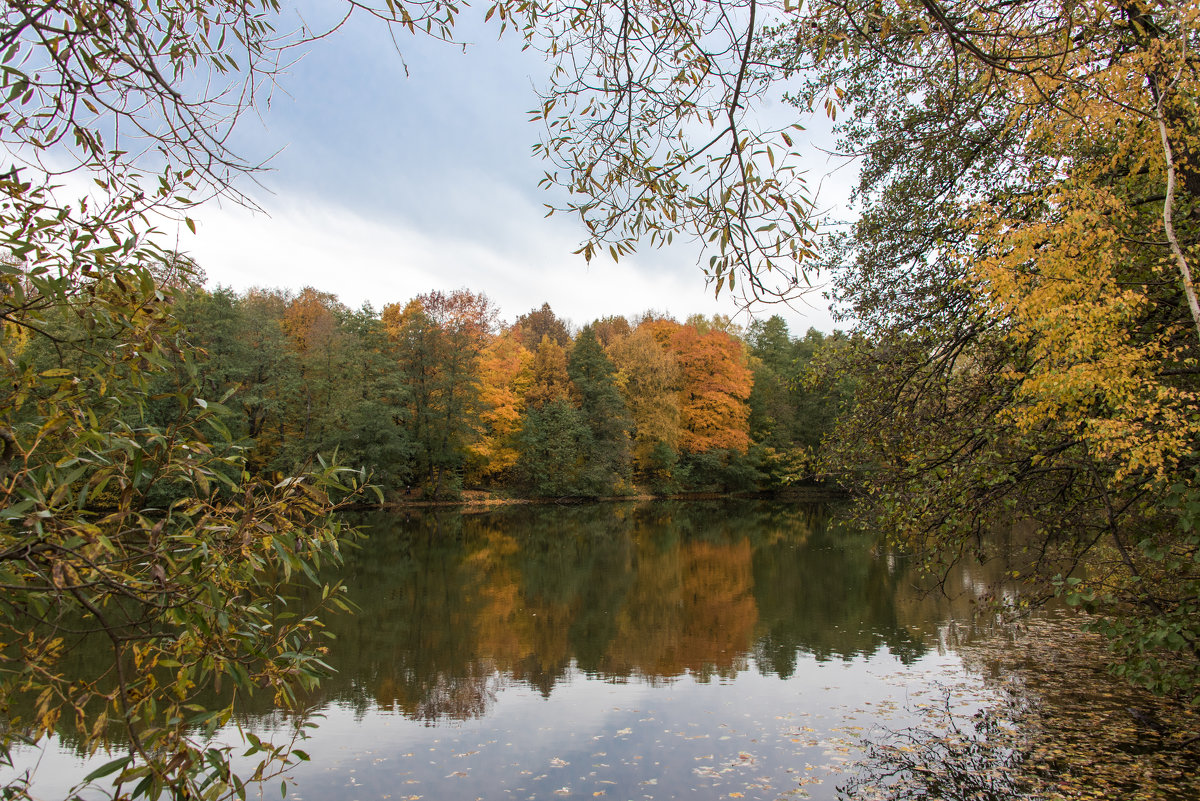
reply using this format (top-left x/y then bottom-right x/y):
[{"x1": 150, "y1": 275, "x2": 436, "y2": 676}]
[
  {"x1": 467, "y1": 530, "x2": 574, "y2": 696},
  {"x1": 462, "y1": 516, "x2": 759, "y2": 687},
  {"x1": 468, "y1": 532, "x2": 525, "y2": 663},
  {"x1": 605, "y1": 539, "x2": 758, "y2": 680},
  {"x1": 677, "y1": 541, "x2": 758, "y2": 679}
]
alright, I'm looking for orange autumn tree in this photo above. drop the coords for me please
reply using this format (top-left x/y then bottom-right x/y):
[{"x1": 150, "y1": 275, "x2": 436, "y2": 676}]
[
  {"x1": 281, "y1": 287, "x2": 340, "y2": 356},
  {"x1": 469, "y1": 328, "x2": 534, "y2": 482},
  {"x1": 642, "y1": 319, "x2": 753, "y2": 455}
]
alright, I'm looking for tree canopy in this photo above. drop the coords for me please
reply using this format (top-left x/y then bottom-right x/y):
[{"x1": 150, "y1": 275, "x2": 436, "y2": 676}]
[
  {"x1": 0, "y1": 1, "x2": 446, "y2": 797},
  {"x1": 782, "y1": 0, "x2": 1200, "y2": 697}
]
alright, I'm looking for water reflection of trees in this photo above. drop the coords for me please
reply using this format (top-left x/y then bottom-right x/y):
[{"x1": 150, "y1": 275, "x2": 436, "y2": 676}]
[
  {"x1": 753, "y1": 529, "x2": 930, "y2": 675},
  {"x1": 600, "y1": 536, "x2": 758, "y2": 681},
  {"x1": 13, "y1": 500, "x2": 1014, "y2": 741},
  {"x1": 285, "y1": 500, "x2": 977, "y2": 723}
]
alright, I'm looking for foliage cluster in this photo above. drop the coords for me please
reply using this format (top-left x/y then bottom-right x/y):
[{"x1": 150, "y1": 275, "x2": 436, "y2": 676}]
[
  {"x1": 176, "y1": 287, "x2": 848, "y2": 499},
  {"x1": 0, "y1": 0, "x2": 444, "y2": 798},
  {"x1": 775, "y1": 0, "x2": 1200, "y2": 703},
  {"x1": 0, "y1": 223, "x2": 370, "y2": 800}
]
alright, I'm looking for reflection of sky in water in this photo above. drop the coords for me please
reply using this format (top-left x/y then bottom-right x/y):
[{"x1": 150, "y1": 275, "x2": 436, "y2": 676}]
[{"x1": 8, "y1": 650, "x2": 992, "y2": 801}]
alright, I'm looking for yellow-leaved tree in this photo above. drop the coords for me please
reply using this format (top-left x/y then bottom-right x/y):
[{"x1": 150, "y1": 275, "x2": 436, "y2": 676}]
[
  {"x1": 788, "y1": 0, "x2": 1200, "y2": 698},
  {"x1": 470, "y1": 328, "x2": 534, "y2": 483}
]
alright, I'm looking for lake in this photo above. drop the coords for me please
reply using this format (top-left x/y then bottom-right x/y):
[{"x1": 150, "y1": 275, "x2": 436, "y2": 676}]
[{"x1": 6, "y1": 500, "x2": 1016, "y2": 800}]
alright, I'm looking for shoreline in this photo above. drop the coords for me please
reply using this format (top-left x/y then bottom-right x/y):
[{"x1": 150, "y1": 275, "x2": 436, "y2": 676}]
[{"x1": 364, "y1": 484, "x2": 851, "y2": 511}]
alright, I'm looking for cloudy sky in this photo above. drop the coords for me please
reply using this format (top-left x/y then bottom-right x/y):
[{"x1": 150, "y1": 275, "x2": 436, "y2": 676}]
[{"x1": 176, "y1": 7, "x2": 853, "y2": 332}]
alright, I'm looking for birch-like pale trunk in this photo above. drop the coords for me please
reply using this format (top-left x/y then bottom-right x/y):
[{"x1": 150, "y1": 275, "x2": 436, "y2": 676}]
[{"x1": 1156, "y1": 97, "x2": 1200, "y2": 343}]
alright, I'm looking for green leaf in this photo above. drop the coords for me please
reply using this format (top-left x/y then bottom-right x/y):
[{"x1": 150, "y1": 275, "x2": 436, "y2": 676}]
[{"x1": 82, "y1": 755, "x2": 133, "y2": 783}]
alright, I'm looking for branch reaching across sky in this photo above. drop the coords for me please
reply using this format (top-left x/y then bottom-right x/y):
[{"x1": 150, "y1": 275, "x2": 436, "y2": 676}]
[{"x1": 509, "y1": 0, "x2": 819, "y2": 305}]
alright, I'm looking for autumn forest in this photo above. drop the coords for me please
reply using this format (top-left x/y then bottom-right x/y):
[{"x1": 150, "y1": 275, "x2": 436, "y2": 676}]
[{"x1": 157, "y1": 284, "x2": 847, "y2": 500}]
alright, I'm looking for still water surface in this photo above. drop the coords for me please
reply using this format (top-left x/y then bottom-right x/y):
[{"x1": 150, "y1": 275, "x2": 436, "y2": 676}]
[{"x1": 11, "y1": 500, "x2": 1007, "y2": 800}]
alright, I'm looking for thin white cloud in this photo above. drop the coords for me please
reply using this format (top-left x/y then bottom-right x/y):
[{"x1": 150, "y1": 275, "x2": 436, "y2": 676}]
[
  {"x1": 183, "y1": 185, "x2": 838, "y2": 332},
  {"x1": 154, "y1": 0, "x2": 855, "y2": 333}
]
